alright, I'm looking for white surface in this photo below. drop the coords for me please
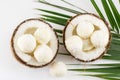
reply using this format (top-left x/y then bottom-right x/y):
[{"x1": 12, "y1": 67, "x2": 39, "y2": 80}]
[{"x1": 0, "y1": 0, "x2": 119, "y2": 80}]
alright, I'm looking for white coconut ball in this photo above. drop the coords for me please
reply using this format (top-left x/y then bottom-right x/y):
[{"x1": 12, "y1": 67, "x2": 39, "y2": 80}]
[
  {"x1": 90, "y1": 30, "x2": 109, "y2": 47},
  {"x1": 49, "y1": 61, "x2": 67, "y2": 77},
  {"x1": 34, "y1": 45, "x2": 53, "y2": 63},
  {"x1": 76, "y1": 21, "x2": 94, "y2": 39},
  {"x1": 17, "y1": 34, "x2": 36, "y2": 53},
  {"x1": 34, "y1": 28, "x2": 51, "y2": 44},
  {"x1": 65, "y1": 36, "x2": 83, "y2": 54}
]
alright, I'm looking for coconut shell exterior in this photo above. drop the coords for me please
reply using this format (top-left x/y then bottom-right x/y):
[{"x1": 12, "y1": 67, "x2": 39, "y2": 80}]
[
  {"x1": 11, "y1": 18, "x2": 59, "y2": 68},
  {"x1": 63, "y1": 13, "x2": 111, "y2": 62}
]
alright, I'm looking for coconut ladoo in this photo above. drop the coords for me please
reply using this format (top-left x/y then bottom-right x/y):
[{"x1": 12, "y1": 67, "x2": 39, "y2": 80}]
[
  {"x1": 63, "y1": 13, "x2": 111, "y2": 62},
  {"x1": 11, "y1": 18, "x2": 59, "y2": 68},
  {"x1": 49, "y1": 61, "x2": 67, "y2": 77}
]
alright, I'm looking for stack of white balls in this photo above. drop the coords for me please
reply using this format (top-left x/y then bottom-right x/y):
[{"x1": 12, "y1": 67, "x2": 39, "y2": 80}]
[
  {"x1": 17, "y1": 27, "x2": 67, "y2": 77},
  {"x1": 65, "y1": 21, "x2": 109, "y2": 54},
  {"x1": 17, "y1": 27, "x2": 53, "y2": 64}
]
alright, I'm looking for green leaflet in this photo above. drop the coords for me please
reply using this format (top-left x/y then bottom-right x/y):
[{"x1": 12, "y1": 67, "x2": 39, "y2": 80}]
[
  {"x1": 67, "y1": 63, "x2": 120, "y2": 67},
  {"x1": 90, "y1": 0, "x2": 105, "y2": 19},
  {"x1": 108, "y1": 0, "x2": 120, "y2": 33},
  {"x1": 41, "y1": 14, "x2": 68, "y2": 26},
  {"x1": 41, "y1": 17, "x2": 66, "y2": 26},
  {"x1": 80, "y1": 74, "x2": 120, "y2": 80},
  {"x1": 36, "y1": 8, "x2": 71, "y2": 18},
  {"x1": 38, "y1": 0, "x2": 82, "y2": 14},
  {"x1": 61, "y1": 0, "x2": 88, "y2": 13},
  {"x1": 101, "y1": 0, "x2": 119, "y2": 33},
  {"x1": 54, "y1": 29, "x2": 63, "y2": 34},
  {"x1": 69, "y1": 67, "x2": 120, "y2": 79}
]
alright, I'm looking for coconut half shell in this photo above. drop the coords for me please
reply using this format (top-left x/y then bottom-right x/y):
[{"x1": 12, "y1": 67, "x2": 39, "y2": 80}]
[
  {"x1": 11, "y1": 18, "x2": 59, "y2": 68},
  {"x1": 63, "y1": 13, "x2": 111, "y2": 62}
]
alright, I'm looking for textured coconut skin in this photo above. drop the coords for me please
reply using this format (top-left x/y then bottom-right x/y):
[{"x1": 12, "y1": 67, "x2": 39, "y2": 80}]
[
  {"x1": 63, "y1": 13, "x2": 111, "y2": 62},
  {"x1": 11, "y1": 18, "x2": 59, "y2": 68}
]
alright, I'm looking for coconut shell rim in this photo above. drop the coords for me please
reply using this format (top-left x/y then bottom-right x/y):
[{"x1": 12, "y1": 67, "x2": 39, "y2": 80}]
[
  {"x1": 11, "y1": 18, "x2": 59, "y2": 68},
  {"x1": 63, "y1": 13, "x2": 112, "y2": 62}
]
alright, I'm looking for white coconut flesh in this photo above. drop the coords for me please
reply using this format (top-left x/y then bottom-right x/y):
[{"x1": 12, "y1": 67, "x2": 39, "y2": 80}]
[
  {"x1": 64, "y1": 14, "x2": 110, "y2": 61},
  {"x1": 13, "y1": 19, "x2": 58, "y2": 66}
]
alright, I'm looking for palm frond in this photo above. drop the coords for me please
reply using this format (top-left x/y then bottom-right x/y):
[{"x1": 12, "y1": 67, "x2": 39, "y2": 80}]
[
  {"x1": 37, "y1": 0, "x2": 120, "y2": 60},
  {"x1": 36, "y1": 0, "x2": 120, "y2": 79},
  {"x1": 61, "y1": 0, "x2": 88, "y2": 13},
  {"x1": 36, "y1": 8, "x2": 71, "y2": 18},
  {"x1": 90, "y1": 0, "x2": 105, "y2": 19},
  {"x1": 69, "y1": 67, "x2": 120, "y2": 79},
  {"x1": 69, "y1": 67, "x2": 120, "y2": 74},
  {"x1": 37, "y1": 0, "x2": 82, "y2": 14},
  {"x1": 41, "y1": 17, "x2": 66, "y2": 26},
  {"x1": 41, "y1": 14, "x2": 68, "y2": 25},
  {"x1": 81, "y1": 74, "x2": 120, "y2": 80},
  {"x1": 67, "y1": 63, "x2": 120, "y2": 67},
  {"x1": 112, "y1": 33, "x2": 120, "y2": 39},
  {"x1": 108, "y1": 0, "x2": 120, "y2": 33},
  {"x1": 54, "y1": 29, "x2": 63, "y2": 34},
  {"x1": 101, "y1": 0, "x2": 119, "y2": 32}
]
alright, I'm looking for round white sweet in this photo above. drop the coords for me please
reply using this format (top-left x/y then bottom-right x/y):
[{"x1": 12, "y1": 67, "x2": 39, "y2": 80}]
[
  {"x1": 34, "y1": 45, "x2": 53, "y2": 63},
  {"x1": 65, "y1": 35, "x2": 83, "y2": 54},
  {"x1": 76, "y1": 21, "x2": 94, "y2": 39},
  {"x1": 91, "y1": 30, "x2": 109, "y2": 47},
  {"x1": 34, "y1": 28, "x2": 51, "y2": 44},
  {"x1": 49, "y1": 61, "x2": 67, "y2": 77},
  {"x1": 17, "y1": 34, "x2": 36, "y2": 53}
]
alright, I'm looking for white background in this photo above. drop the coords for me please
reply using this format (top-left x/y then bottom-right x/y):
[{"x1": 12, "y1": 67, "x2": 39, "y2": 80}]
[{"x1": 0, "y1": 0, "x2": 119, "y2": 80}]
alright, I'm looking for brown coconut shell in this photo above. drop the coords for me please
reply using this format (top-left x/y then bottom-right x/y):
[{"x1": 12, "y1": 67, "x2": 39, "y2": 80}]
[
  {"x1": 11, "y1": 18, "x2": 59, "y2": 68},
  {"x1": 63, "y1": 13, "x2": 111, "y2": 62}
]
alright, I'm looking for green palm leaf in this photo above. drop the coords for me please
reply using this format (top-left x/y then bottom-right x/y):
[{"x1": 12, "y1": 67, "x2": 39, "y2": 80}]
[
  {"x1": 69, "y1": 67, "x2": 120, "y2": 79},
  {"x1": 101, "y1": 0, "x2": 119, "y2": 32},
  {"x1": 41, "y1": 14, "x2": 68, "y2": 25},
  {"x1": 61, "y1": 0, "x2": 88, "y2": 13},
  {"x1": 81, "y1": 74, "x2": 120, "y2": 80},
  {"x1": 36, "y1": 8, "x2": 71, "y2": 18},
  {"x1": 67, "y1": 63, "x2": 120, "y2": 67},
  {"x1": 108, "y1": 0, "x2": 120, "y2": 33},
  {"x1": 37, "y1": 0, "x2": 82, "y2": 14},
  {"x1": 90, "y1": 0, "x2": 105, "y2": 19},
  {"x1": 69, "y1": 67, "x2": 120, "y2": 73}
]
